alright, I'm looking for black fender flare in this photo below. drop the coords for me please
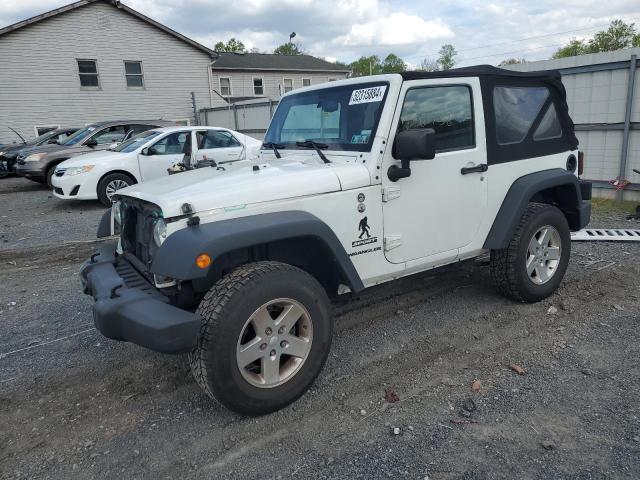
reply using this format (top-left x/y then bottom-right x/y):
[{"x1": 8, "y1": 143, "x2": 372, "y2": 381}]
[
  {"x1": 483, "y1": 169, "x2": 590, "y2": 249},
  {"x1": 97, "y1": 208, "x2": 112, "y2": 238},
  {"x1": 150, "y1": 211, "x2": 365, "y2": 292}
]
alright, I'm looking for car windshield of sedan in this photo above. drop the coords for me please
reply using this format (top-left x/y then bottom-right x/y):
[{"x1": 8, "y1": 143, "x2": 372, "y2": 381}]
[
  {"x1": 63, "y1": 126, "x2": 97, "y2": 145},
  {"x1": 113, "y1": 131, "x2": 162, "y2": 153},
  {"x1": 264, "y1": 81, "x2": 389, "y2": 152}
]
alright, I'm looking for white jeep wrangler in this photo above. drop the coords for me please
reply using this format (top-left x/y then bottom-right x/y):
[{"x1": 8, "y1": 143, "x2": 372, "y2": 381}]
[{"x1": 81, "y1": 66, "x2": 591, "y2": 416}]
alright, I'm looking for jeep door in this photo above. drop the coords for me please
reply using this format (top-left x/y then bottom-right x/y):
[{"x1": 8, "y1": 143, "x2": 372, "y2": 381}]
[
  {"x1": 381, "y1": 78, "x2": 487, "y2": 264},
  {"x1": 138, "y1": 131, "x2": 190, "y2": 181},
  {"x1": 194, "y1": 130, "x2": 244, "y2": 164}
]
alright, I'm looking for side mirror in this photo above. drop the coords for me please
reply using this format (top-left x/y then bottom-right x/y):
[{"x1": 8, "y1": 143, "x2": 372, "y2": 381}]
[
  {"x1": 109, "y1": 142, "x2": 118, "y2": 149},
  {"x1": 388, "y1": 128, "x2": 436, "y2": 182},
  {"x1": 141, "y1": 147, "x2": 149, "y2": 155},
  {"x1": 85, "y1": 138, "x2": 98, "y2": 148}
]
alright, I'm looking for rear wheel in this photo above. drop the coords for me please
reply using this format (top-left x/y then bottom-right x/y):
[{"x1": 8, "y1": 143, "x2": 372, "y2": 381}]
[
  {"x1": 490, "y1": 202, "x2": 570, "y2": 303},
  {"x1": 97, "y1": 172, "x2": 134, "y2": 207},
  {"x1": 189, "y1": 261, "x2": 333, "y2": 416}
]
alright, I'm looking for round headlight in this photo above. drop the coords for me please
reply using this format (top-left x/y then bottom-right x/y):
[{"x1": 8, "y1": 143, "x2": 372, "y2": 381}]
[
  {"x1": 112, "y1": 201, "x2": 123, "y2": 234},
  {"x1": 153, "y1": 217, "x2": 167, "y2": 246}
]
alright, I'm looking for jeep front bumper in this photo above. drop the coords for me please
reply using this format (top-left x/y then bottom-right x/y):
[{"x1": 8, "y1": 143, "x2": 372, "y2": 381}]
[{"x1": 80, "y1": 243, "x2": 200, "y2": 354}]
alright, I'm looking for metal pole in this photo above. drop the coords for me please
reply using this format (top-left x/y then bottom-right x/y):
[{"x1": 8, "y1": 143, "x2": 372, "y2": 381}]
[
  {"x1": 617, "y1": 54, "x2": 637, "y2": 202},
  {"x1": 191, "y1": 91, "x2": 199, "y2": 126}
]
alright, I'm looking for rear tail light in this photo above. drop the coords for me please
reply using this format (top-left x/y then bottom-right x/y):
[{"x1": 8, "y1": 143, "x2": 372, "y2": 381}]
[{"x1": 578, "y1": 151, "x2": 584, "y2": 176}]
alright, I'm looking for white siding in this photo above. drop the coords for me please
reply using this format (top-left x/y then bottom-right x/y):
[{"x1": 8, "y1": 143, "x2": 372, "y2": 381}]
[
  {"x1": 210, "y1": 70, "x2": 349, "y2": 107},
  {"x1": 0, "y1": 2, "x2": 213, "y2": 144}
]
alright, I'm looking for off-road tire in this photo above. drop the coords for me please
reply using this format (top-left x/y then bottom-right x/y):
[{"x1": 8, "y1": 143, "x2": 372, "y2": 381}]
[
  {"x1": 97, "y1": 172, "x2": 134, "y2": 207},
  {"x1": 490, "y1": 202, "x2": 570, "y2": 303},
  {"x1": 189, "y1": 261, "x2": 333, "y2": 416}
]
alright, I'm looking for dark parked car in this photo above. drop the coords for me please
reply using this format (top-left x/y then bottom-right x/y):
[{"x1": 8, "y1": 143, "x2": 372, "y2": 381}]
[
  {"x1": 15, "y1": 120, "x2": 173, "y2": 187},
  {"x1": 0, "y1": 127, "x2": 79, "y2": 177}
]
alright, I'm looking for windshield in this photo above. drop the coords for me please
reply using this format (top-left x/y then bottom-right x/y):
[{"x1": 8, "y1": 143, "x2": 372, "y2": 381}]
[
  {"x1": 113, "y1": 130, "x2": 161, "y2": 153},
  {"x1": 264, "y1": 82, "x2": 389, "y2": 152},
  {"x1": 63, "y1": 125, "x2": 98, "y2": 145},
  {"x1": 33, "y1": 130, "x2": 58, "y2": 145}
]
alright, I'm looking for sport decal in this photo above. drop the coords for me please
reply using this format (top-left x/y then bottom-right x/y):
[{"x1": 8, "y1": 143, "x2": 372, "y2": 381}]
[
  {"x1": 352, "y1": 216, "x2": 378, "y2": 248},
  {"x1": 348, "y1": 86, "x2": 387, "y2": 105}
]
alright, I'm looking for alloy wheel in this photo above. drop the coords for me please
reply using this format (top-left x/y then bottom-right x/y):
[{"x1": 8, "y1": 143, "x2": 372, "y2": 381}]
[
  {"x1": 526, "y1": 225, "x2": 562, "y2": 285},
  {"x1": 236, "y1": 298, "x2": 313, "y2": 388}
]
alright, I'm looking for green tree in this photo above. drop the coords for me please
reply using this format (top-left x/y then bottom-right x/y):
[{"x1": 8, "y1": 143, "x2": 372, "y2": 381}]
[
  {"x1": 381, "y1": 53, "x2": 407, "y2": 73},
  {"x1": 499, "y1": 57, "x2": 526, "y2": 66},
  {"x1": 214, "y1": 38, "x2": 246, "y2": 53},
  {"x1": 273, "y1": 42, "x2": 303, "y2": 55},
  {"x1": 437, "y1": 44, "x2": 457, "y2": 70},
  {"x1": 553, "y1": 20, "x2": 640, "y2": 58},
  {"x1": 552, "y1": 39, "x2": 587, "y2": 59},
  {"x1": 349, "y1": 55, "x2": 383, "y2": 76},
  {"x1": 587, "y1": 19, "x2": 637, "y2": 52}
]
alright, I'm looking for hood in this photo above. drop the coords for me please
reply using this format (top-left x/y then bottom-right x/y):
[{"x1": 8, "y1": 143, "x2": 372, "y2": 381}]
[
  {"x1": 19, "y1": 143, "x2": 90, "y2": 159},
  {"x1": 119, "y1": 157, "x2": 371, "y2": 218},
  {"x1": 57, "y1": 150, "x2": 123, "y2": 167}
]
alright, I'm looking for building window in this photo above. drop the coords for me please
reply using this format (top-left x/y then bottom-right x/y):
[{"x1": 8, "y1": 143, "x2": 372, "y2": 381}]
[
  {"x1": 220, "y1": 77, "x2": 232, "y2": 96},
  {"x1": 302, "y1": 78, "x2": 311, "y2": 87},
  {"x1": 77, "y1": 59, "x2": 99, "y2": 88},
  {"x1": 253, "y1": 77, "x2": 264, "y2": 95},
  {"x1": 124, "y1": 61, "x2": 144, "y2": 88},
  {"x1": 283, "y1": 78, "x2": 293, "y2": 93}
]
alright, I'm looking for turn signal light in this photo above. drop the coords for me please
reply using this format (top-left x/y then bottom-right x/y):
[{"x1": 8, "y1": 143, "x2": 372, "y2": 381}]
[{"x1": 195, "y1": 253, "x2": 212, "y2": 269}]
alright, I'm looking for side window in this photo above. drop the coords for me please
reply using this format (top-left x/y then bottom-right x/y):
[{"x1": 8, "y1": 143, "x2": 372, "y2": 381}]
[
  {"x1": 150, "y1": 132, "x2": 189, "y2": 155},
  {"x1": 398, "y1": 85, "x2": 474, "y2": 152},
  {"x1": 493, "y1": 86, "x2": 549, "y2": 145},
  {"x1": 92, "y1": 125, "x2": 127, "y2": 144},
  {"x1": 130, "y1": 124, "x2": 154, "y2": 135},
  {"x1": 533, "y1": 103, "x2": 562, "y2": 141},
  {"x1": 202, "y1": 131, "x2": 242, "y2": 149}
]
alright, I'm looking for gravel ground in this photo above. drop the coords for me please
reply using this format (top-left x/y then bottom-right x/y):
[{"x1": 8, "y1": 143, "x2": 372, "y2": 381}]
[
  {"x1": 0, "y1": 177, "x2": 105, "y2": 251},
  {"x1": 1, "y1": 177, "x2": 640, "y2": 479}
]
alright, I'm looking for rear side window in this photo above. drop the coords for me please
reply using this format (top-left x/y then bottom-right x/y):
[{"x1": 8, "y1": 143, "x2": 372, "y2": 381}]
[
  {"x1": 493, "y1": 86, "x2": 549, "y2": 145},
  {"x1": 200, "y1": 131, "x2": 241, "y2": 149},
  {"x1": 533, "y1": 104, "x2": 562, "y2": 141},
  {"x1": 398, "y1": 85, "x2": 474, "y2": 153}
]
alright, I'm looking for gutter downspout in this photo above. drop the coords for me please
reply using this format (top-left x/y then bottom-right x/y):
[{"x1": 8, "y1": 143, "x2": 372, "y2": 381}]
[{"x1": 618, "y1": 53, "x2": 637, "y2": 202}]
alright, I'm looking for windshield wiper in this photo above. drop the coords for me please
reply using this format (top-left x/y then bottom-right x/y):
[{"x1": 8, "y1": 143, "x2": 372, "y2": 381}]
[
  {"x1": 262, "y1": 142, "x2": 285, "y2": 159},
  {"x1": 296, "y1": 140, "x2": 330, "y2": 164}
]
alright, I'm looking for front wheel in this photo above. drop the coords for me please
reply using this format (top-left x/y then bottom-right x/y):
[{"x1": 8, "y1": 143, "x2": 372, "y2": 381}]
[
  {"x1": 490, "y1": 202, "x2": 570, "y2": 303},
  {"x1": 189, "y1": 261, "x2": 333, "y2": 416},
  {"x1": 97, "y1": 173, "x2": 134, "y2": 207}
]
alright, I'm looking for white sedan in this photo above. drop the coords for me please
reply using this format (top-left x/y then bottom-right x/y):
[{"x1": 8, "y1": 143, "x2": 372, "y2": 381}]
[{"x1": 51, "y1": 126, "x2": 262, "y2": 206}]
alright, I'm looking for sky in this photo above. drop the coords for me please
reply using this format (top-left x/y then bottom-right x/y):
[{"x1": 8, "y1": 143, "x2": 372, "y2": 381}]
[{"x1": 2, "y1": 0, "x2": 640, "y2": 67}]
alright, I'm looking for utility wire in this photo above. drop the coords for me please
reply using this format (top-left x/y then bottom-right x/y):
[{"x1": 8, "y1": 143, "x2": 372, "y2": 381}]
[{"x1": 401, "y1": 16, "x2": 640, "y2": 63}]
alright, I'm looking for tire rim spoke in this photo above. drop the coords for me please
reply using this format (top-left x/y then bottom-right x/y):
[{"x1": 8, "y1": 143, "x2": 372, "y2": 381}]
[
  {"x1": 237, "y1": 336, "x2": 264, "y2": 367},
  {"x1": 261, "y1": 354, "x2": 281, "y2": 384},
  {"x1": 274, "y1": 303, "x2": 304, "y2": 332},
  {"x1": 282, "y1": 334, "x2": 309, "y2": 359}
]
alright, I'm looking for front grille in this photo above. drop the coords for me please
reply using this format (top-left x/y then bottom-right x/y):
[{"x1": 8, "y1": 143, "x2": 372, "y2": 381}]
[{"x1": 120, "y1": 198, "x2": 163, "y2": 271}]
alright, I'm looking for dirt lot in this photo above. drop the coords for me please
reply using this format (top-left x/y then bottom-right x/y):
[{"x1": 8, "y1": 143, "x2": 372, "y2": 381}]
[{"x1": 1, "y1": 177, "x2": 639, "y2": 479}]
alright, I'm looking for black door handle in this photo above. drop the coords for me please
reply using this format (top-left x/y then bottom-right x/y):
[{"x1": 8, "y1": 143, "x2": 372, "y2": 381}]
[{"x1": 460, "y1": 164, "x2": 488, "y2": 175}]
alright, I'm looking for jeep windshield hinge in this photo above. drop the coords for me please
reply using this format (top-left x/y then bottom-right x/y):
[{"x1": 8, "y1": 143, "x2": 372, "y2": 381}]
[{"x1": 382, "y1": 186, "x2": 401, "y2": 202}]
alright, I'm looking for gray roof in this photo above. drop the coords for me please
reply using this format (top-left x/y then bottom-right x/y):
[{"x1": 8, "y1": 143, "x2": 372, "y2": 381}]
[
  {"x1": 212, "y1": 52, "x2": 351, "y2": 73},
  {"x1": 0, "y1": 0, "x2": 215, "y2": 57}
]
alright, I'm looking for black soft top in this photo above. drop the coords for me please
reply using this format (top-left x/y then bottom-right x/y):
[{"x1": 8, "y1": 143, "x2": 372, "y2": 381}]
[
  {"x1": 400, "y1": 64, "x2": 561, "y2": 81},
  {"x1": 401, "y1": 64, "x2": 577, "y2": 163}
]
